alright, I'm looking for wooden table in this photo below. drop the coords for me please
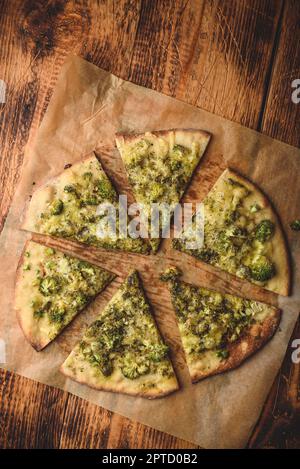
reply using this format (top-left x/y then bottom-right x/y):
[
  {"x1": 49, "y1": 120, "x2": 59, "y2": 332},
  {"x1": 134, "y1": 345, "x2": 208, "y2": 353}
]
[{"x1": 0, "y1": 0, "x2": 299, "y2": 449}]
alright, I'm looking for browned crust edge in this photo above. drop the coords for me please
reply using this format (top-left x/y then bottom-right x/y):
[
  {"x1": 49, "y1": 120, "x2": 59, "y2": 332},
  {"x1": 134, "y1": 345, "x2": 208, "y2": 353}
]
[
  {"x1": 60, "y1": 364, "x2": 179, "y2": 399},
  {"x1": 226, "y1": 168, "x2": 291, "y2": 297},
  {"x1": 14, "y1": 239, "x2": 115, "y2": 352},
  {"x1": 190, "y1": 308, "x2": 281, "y2": 383},
  {"x1": 21, "y1": 153, "x2": 98, "y2": 231},
  {"x1": 15, "y1": 240, "x2": 46, "y2": 351},
  {"x1": 115, "y1": 128, "x2": 211, "y2": 143}
]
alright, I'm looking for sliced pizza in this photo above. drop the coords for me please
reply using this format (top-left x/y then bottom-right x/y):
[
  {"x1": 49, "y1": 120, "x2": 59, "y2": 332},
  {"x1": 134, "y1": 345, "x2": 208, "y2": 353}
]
[
  {"x1": 161, "y1": 267, "x2": 281, "y2": 383},
  {"x1": 116, "y1": 129, "x2": 211, "y2": 252},
  {"x1": 22, "y1": 155, "x2": 149, "y2": 254},
  {"x1": 15, "y1": 240, "x2": 114, "y2": 351},
  {"x1": 61, "y1": 271, "x2": 179, "y2": 398},
  {"x1": 173, "y1": 168, "x2": 290, "y2": 296}
]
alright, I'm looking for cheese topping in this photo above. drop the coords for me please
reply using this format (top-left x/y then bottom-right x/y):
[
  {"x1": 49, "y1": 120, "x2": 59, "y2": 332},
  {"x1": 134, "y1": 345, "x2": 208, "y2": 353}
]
[
  {"x1": 67, "y1": 272, "x2": 174, "y2": 381},
  {"x1": 28, "y1": 157, "x2": 149, "y2": 254},
  {"x1": 173, "y1": 174, "x2": 277, "y2": 286},
  {"x1": 120, "y1": 133, "x2": 200, "y2": 210},
  {"x1": 17, "y1": 241, "x2": 114, "y2": 342},
  {"x1": 161, "y1": 267, "x2": 271, "y2": 362},
  {"x1": 116, "y1": 130, "x2": 210, "y2": 252}
]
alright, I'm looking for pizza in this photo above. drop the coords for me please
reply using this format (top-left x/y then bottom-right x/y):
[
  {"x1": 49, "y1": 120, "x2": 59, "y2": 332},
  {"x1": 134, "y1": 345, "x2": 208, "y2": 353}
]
[
  {"x1": 173, "y1": 168, "x2": 290, "y2": 295},
  {"x1": 15, "y1": 240, "x2": 114, "y2": 351},
  {"x1": 22, "y1": 155, "x2": 149, "y2": 254},
  {"x1": 161, "y1": 267, "x2": 281, "y2": 383},
  {"x1": 61, "y1": 271, "x2": 179, "y2": 398},
  {"x1": 116, "y1": 129, "x2": 211, "y2": 252}
]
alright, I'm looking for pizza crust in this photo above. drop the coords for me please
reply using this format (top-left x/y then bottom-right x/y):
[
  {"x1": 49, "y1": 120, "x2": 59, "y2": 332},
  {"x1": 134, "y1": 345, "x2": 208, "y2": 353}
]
[
  {"x1": 224, "y1": 169, "x2": 291, "y2": 296},
  {"x1": 173, "y1": 167, "x2": 291, "y2": 296},
  {"x1": 188, "y1": 305, "x2": 281, "y2": 383},
  {"x1": 116, "y1": 129, "x2": 211, "y2": 253},
  {"x1": 61, "y1": 352, "x2": 179, "y2": 399},
  {"x1": 22, "y1": 155, "x2": 97, "y2": 233},
  {"x1": 15, "y1": 240, "x2": 114, "y2": 351},
  {"x1": 116, "y1": 128, "x2": 211, "y2": 151},
  {"x1": 22, "y1": 154, "x2": 150, "y2": 254},
  {"x1": 15, "y1": 241, "x2": 48, "y2": 351},
  {"x1": 61, "y1": 271, "x2": 179, "y2": 398}
]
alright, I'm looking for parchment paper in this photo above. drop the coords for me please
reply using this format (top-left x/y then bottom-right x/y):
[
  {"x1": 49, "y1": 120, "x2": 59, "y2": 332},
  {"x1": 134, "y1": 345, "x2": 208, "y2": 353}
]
[{"x1": 1, "y1": 55, "x2": 299, "y2": 449}]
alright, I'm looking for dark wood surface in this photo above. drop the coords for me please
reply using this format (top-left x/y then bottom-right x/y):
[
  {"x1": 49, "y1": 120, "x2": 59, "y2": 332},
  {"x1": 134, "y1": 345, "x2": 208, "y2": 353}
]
[{"x1": 0, "y1": 0, "x2": 299, "y2": 449}]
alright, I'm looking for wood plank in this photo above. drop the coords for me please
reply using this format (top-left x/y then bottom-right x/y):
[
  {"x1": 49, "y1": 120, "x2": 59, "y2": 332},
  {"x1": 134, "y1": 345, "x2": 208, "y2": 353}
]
[
  {"x1": 248, "y1": 0, "x2": 300, "y2": 447},
  {"x1": 249, "y1": 318, "x2": 300, "y2": 448},
  {"x1": 129, "y1": 0, "x2": 283, "y2": 128},
  {"x1": 260, "y1": 0, "x2": 300, "y2": 146},
  {"x1": 0, "y1": 0, "x2": 141, "y2": 232},
  {"x1": 0, "y1": 0, "x2": 298, "y2": 450},
  {"x1": 0, "y1": 369, "x2": 69, "y2": 448},
  {"x1": 60, "y1": 395, "x2": 199, "y2": 449}
]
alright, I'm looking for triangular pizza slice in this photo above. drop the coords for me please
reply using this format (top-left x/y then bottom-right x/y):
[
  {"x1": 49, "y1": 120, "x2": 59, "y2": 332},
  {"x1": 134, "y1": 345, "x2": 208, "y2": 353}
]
[
  {"x1": 116, "y1": 129, "x2": 211, "y2": 252},
  {"x1": 15, "y1": 240, "x2": 115, "y2": 350},
  {"x1": 22, "y1": 155, "x2": 149, "y2": 254},
  {"x1": 61, "y1": 271, "x2": 179, "y2": 398},
  {"x1": 173, "y1": 168, "x2": 290, "y2": 296},
  {"x1": 161, "y1": 267, "x2": 281, "y2": 383}
]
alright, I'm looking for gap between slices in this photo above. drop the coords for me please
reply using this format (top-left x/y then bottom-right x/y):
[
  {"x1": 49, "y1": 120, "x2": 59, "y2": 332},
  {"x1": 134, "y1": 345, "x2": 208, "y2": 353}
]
[
  {"x1": 15, "y1": 240, "x2": 115, "y2": 351},
  {"x1": 173, "y1": 168, "x2": 291, "y2": 296},
  {"x1": 115, "y1": 128, "x2": 211, "y2": 253},
  {"x1": 61, "y1": 271, "x2": 179, "y2": 398},
  {"x1": 161, "y1": 267, "x2": 281, "y2": 383}
]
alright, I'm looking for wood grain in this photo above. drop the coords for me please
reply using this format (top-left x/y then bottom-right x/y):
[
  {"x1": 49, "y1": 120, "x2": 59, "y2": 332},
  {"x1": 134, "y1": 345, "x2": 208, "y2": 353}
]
[
  {"x1": 260, "y1": 0, "x2": 300, "y2": 147},
  {"x1": 0, "y1": 0, "x2": 299, "y2": 449},
  {"x1": 129, "y1": 0, "x2": 283, "y2": 128}
]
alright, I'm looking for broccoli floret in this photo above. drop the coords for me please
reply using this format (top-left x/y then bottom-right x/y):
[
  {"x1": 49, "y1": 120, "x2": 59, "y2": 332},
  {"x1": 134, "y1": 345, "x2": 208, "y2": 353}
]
[
  {"x1": 196, "y1": 248, "x2": 218, "y2": 263},
  {"x1": 290, "y1": 219, "x2": 300, "y2": 231},
  {"x1": 121, "y1": 361, "x2": 150, "y2": 380},
  {"x1": 121, "y1": 352, "x2": 150, "y2": 380},
  {"x1": 255, "y1": 220, "x2": 275, "y2": 242},
  {"x1": 64, "y1": 184, "x2": 76, "y2": 193},
  {"x1": 150, "y1": 182, "x2": 165, "y2": 201},
  {"x1": 33, "y1": 300, "x2": 51, "y2": 320},
  {"x1": 84, "y1": 197, "x2": 99, "y2": 206},
  {"x1": 147, "y1": 343, "x2": 169, "y2": 362},
  {"x1": 97, "y1": 178, "x2": 115, "y2": 201},
  {"x1": 50, "y1": 199, "x2": 64, "y2": 215},
  {"x1": 98, "y1": 359, "x2": 113, "y2": 377},
  {"x1": 171, "y1": 144, "x2": 186, "y2": 158},
  {"x1": 72, "y1": 292, "x2": 88, "y2": 308},
  {"x1": 170, "y1": 160, "x2": 182, "y2": 172},
  {"x1": 48, "y1": 309, "x2": 65, "y2": 323},
  {"x1": 90, "y1": 352, "x2": 113, "y2": 377},
  {"x1": 83, "y1": 171, "x2": 93, "y2": 180},
  {"x1": 39, "y1": 276, "x2": 61, "y2": 295},
  {"x1": 249, "y1": 256, "x2": 275, "y2": 282},
  {"x1": 160, "y1": 266, "x2": 182, "y2": 282}
]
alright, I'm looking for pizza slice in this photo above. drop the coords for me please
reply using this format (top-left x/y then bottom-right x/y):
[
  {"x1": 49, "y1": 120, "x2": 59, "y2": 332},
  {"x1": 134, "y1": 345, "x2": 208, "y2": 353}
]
[
  {"x1": 116, "y1": 129, "x2": 211, "y2": 252},
  {"x1": 61, "y1": 271, "x2": 179, "y2": 398},
  {"x1": 173, "y1": 168, "x2": 290, "y2": 296},
  {"x1": 22, "y1": 155, "x2": 149, "y2": 254},
  {"x1": 15, "y1": 240, "x2": 115, "y2": 351},
  {"x1": 161, "y1": 267, "x2": 281, "y2": 383}
]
